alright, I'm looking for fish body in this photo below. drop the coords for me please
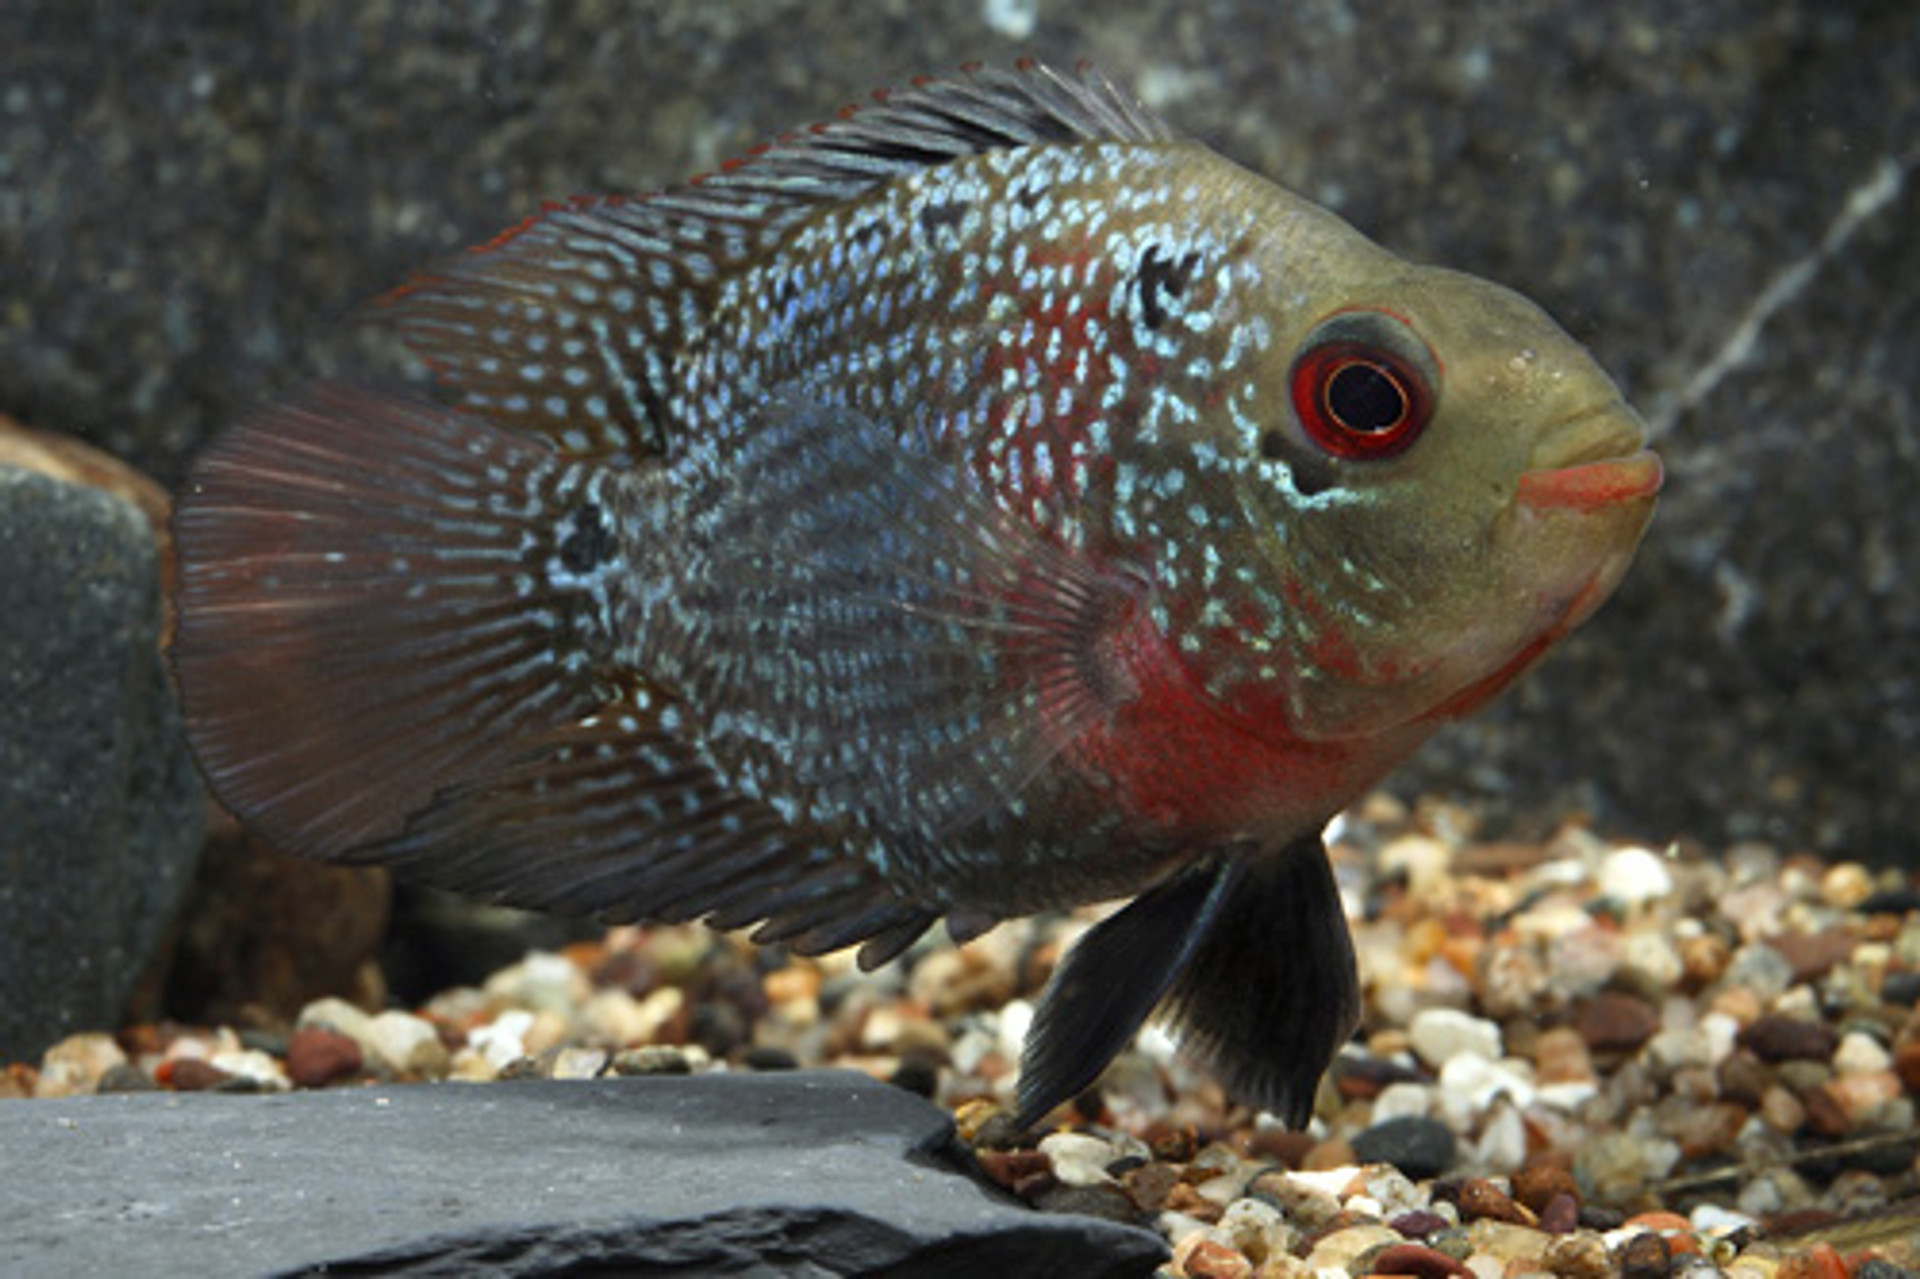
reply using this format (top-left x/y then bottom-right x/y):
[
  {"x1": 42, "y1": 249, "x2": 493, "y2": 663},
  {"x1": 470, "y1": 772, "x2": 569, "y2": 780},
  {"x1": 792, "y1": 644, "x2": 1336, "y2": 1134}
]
[{"x1": 174, "y1": 62, "x2": 1660, "y2": 1126}]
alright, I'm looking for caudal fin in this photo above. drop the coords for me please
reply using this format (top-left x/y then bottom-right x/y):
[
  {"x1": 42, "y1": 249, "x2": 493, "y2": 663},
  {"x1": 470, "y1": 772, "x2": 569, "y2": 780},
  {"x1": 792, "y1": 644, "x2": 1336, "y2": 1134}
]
[{"x1": 171, "y1": 384, "x2": 614, "y2": 859}]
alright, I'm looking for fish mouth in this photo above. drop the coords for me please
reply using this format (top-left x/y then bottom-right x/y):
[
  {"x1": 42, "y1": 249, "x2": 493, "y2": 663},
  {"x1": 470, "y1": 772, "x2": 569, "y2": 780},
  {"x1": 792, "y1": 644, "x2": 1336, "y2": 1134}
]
[{"x1": 1516, "y1": 401, "x2": 1663, "y2": 513}]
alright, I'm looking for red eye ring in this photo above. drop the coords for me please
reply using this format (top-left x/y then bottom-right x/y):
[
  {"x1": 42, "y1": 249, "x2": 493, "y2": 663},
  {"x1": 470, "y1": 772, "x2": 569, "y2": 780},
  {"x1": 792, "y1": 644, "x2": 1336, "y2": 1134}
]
[{"x1": 1288, "y1": 340, "x2": 1432, "y2": 461}]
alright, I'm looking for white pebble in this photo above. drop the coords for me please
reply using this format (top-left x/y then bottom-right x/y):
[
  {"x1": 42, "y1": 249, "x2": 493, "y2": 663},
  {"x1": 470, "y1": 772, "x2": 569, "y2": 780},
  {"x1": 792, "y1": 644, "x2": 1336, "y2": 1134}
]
[
  {"x1": 1409, "y1": 1007, "x2": 1503, "y2": 1068},
  {"x1": 1217, "y1": 1197, "x2": 1295, "y2": 1263},
  {"x1": 1598, "y1": 845, "x2": 1674, "y2": 905},
  {"x1": 366, "y1": 1011, "x2": 449, "y2": 1077},
  {"x1": 1833, "y1": 1031, "x2": 1893, "y2": 1075},
  {"x1": 296, "y1": 997, "x2": 377, "y2": 1045},
  {"x1": 1371, "y1": 1080, "x2": 1435, "y2": 1123},
  {"x1": 1469, "y1": 1099, "x2": 1529, "y2": 1173},
  {"x1": 1038, "y1": 1131, "x2": 1117, "y2": 1186},
  {"x1": 469, "y1": 1010, "x2": 534, "y2": 1070},
  {"x1": 483, "y1": 950, "x2": 587, "y2": 1014},
  {"x1": 1437, "y1": 1053, "x2": 1536, "y2": 1127},
  {"x1": 551, "y1": 1047, "x2": 609, "y2": 1080},
  {"x1": 210, "y1": 1049, "x2": 290, "y2": 1091}
]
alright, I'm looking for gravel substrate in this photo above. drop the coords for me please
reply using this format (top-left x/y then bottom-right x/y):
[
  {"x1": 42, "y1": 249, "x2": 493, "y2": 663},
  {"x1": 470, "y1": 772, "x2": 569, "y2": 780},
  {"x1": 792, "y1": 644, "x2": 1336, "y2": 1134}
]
[{"x1": 12, "y1": 793, "x2": 1920, "y2": 1276}]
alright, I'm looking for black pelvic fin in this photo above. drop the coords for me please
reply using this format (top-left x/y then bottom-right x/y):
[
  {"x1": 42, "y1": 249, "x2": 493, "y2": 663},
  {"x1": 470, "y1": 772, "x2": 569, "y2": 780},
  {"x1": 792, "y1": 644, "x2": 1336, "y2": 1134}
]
[
  {"x1": 1015, "y1": 864, "x2": 1238, "y2": 1129},
  {"x1": 1014, "y1": 833, "x2": 1361, "y2": 1131},
  {"x1": 1160, "y1": 835, "x2": 1361, "y2": 1129}
]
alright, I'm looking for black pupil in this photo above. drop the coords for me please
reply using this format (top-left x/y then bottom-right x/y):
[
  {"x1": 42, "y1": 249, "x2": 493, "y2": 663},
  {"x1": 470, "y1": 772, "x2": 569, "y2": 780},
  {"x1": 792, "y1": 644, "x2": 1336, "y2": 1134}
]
[{"x1": 1326, "y1": 361, "x2": 1406, "y2": 434}]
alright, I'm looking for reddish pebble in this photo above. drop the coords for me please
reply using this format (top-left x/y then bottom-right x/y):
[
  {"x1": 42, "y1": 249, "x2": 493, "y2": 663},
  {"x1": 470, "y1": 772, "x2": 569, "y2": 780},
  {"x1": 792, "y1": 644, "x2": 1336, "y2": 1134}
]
[
  {"x1": 1777, "y1": 1242, "x2": 1848, "y2": 1279},
  {"x1": 1510, "y1": 1161, "x2": 1580, "y2": 1215},
  {"x1": 1367, "y1": 1242, "x2": 1473, "y2": 1278},
  {"x1": 286, "y1": 1027, "x2": 363, "y2": 1087},
  {"x1": 1539, "y1": 1192, "x2": 1580, "y2": 1234},
  {"x1": 161, "y1": 1058, "x2": 231, "y2": 1092},
  {"x1": 1177, "y1": 1237, "x2": 1253, "y2": 1279},
  {"x1": 1142, "y1": 1119, "x2": 1198, "y2": 1163},
  {"x1": 976, "y1": 1149, "x2": 1050, "y2": 1191},
  {"x1": 1388, "y1": 1209, "x2": 1450, "y2": 1240},
  {"x1": 1894, "y1": 1039, "x2": 1920, "y2": 1091},
  {"x1": 1572, "y1": 990, "x2": 1660, "y2": 1054},
  {"x1": 1456, "y1": 1177, "x2": 1536, "y2": 1226},
  {"x1": 1621, "y1": 1211, "x2": 1699, "y2": 1256}
]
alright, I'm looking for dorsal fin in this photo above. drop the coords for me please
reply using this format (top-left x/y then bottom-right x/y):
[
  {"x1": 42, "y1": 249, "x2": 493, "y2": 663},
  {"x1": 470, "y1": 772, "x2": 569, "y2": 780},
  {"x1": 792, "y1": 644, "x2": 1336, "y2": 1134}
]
[{"x1": 377, "y1": 61, "x2": 1176, "y2": 459}]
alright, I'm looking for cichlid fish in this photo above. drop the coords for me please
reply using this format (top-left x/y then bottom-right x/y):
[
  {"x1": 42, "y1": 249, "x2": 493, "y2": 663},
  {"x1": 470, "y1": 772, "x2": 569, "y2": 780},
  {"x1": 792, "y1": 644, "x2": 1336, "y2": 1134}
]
[{"x1": 173, "y1": 61, "x2": 1660, "y2": 1127}]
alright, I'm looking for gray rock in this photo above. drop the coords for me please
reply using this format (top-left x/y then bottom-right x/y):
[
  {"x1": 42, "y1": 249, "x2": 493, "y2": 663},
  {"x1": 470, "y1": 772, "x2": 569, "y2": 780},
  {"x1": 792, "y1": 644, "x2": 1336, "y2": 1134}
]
[
  {"x1": 1350, "y1": 1115, "x2": 1459, "y2": 1181},
  {"x1": 0, "y1": 468, "x2": 203, "y2": 1062},
  {"x1": 1, "y1": 4, "x2": 1915, "y2": 861},
  {"x1": 0, "y1": 1070, "x2": 1166, "y2": 1277}
]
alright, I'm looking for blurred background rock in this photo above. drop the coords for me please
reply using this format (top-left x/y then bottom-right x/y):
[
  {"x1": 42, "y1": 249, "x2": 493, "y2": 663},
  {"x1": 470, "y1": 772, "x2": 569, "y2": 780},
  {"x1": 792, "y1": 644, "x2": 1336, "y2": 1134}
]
[{"x1": 2, "y1": 0, "x2": 1914, "y2": 872}]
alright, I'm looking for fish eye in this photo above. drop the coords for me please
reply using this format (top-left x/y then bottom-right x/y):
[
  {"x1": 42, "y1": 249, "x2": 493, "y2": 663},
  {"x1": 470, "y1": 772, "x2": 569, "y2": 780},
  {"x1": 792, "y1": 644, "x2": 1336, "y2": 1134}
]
[{"x1": 1287, "y1": 314, "x2": 1436, "y2": 461}]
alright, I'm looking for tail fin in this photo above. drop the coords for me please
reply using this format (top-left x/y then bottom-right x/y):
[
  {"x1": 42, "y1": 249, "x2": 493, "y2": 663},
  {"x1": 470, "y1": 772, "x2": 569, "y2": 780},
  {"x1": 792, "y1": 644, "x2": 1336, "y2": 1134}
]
[{"x1": 172, "y1": 384, "x2": 614, "y2": 859}]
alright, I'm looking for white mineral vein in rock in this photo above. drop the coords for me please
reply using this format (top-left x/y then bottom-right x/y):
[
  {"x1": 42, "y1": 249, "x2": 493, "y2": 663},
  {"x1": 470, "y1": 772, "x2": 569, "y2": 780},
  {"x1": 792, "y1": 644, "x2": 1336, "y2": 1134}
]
[{"x1": 1648, "y1": 147, "x2": 1916, "y2": 439}]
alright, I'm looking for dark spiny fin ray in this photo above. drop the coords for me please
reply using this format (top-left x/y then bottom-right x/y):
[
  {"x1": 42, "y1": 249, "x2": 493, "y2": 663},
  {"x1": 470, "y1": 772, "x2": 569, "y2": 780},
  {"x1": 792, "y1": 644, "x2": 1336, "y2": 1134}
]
[
  {"x1": 648, "y1": 391, "x2": 1149, "y2": 840},
  {"x1": 1161, "y1": 835, "x2": 1362, "y2": 1129},
  {"x1": 856, "y1": 910, "x2": 945, "y2": 971},
  {"x1": 377, "y1": 61, "x2": 1176, "y2": 457},
  {"x1": 1014, "y1": 865, "x2": 1242, "y2": 1129},
  {"x1": 366, "y1": 702, "x2": 934, "y2": 955},
  {"x1": 172, "y1": 385, "x2": 613, "y2": 857}
]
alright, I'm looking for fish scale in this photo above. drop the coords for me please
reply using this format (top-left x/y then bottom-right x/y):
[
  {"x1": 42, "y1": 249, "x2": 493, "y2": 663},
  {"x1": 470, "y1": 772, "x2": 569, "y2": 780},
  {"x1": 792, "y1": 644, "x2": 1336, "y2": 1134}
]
[{"x1": 173, "y1": 60, "x2": 1660, "y2": 1129}]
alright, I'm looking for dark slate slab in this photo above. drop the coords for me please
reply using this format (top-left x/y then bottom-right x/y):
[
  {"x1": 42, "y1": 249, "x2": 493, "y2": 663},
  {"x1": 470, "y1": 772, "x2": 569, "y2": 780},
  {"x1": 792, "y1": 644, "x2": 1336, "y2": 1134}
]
[
  {"x1": 0, "y1": 1070, "x2": 1165, "y2": 1277},
  {"x1": 0, "y1": 467, "x2": 204, "y2": 1062}
]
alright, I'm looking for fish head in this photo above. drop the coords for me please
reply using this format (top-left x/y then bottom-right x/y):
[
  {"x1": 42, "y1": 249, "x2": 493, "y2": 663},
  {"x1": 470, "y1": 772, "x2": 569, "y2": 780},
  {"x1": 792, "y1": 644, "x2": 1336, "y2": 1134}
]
[{"x1": 1213, "y1": 216, "x2": 1660, "y2": 743}]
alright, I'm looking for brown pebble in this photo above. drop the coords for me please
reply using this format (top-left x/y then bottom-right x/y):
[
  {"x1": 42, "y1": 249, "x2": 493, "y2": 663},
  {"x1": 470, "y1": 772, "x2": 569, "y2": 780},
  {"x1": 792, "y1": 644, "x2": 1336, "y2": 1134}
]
[
  {"x1": 1510, "y1": 1161, "x2": 1579, "y2": 1216},
  {"x1": 1715, "y1": 1048, "x2": 1772, "y2": 1105},
  {"x1": 1798, "y1": 1081, "x2": 1852, "y2": 1137},
  {"x1": 1676, "y1": 933, "x2": 1731, "y2": 990},
  {"x1": 1892, "y1": 1038, "x2": 1920, "y2": 1091},
  {"x1": 1011, "y1": 1169, "x2": 1057, "y2": 1201},
  {"x1": 1121, "y1": 1161, "x2": 1180, "y2": 1214},
  {"x1": 1142, "y1": 1119, "x2": 1198, "y2": 1163},
  {"x1": 1539, "y1": 1192, "x2": 1580, "y2": 1234},
  {"x1": 286, "y1": 1027, "x2": 363, "y2": 1088},
  {"x1": 1613, "y1": 1230, "x2": 1672, "y2": 1278},
  {"x1": 1531, "y1": 1026, "x2": 1596, "y2": 1084},
  {"x1": 1302, "y1": 1135, "x2": 1357, "y2": 1171},
  {"x1": 1367, "y1": 1242, "x2": 1472, "y2": 1278},
  {"x1": 1454, "y1": 1178, "x2": 1536, "y2": 1227},
  {"x1": 1772, "y1": 929, "x2": 1855, "y2": 984},
  {"x1": 1739, "y1": 1014, "x2": 1838, "y2": 1062},
  {"x1": 1572, "y1": 990, "x2": 1660, "y2": 1054},
  {"x1": 976, "y1": 1148, "x2": 1050, "y2": 1191},
  {"x1": 1247, "y1": 1126, "x2": 1315, "y2": 1168},
  {"x1": 1163, "y1": 1181, "x2": 1224, "y2": 1224},
  {"x1": 162, "y1": 1058, "x2": 231, "y2": 1092},
  {"x1": 1669, "y1": 1100, "x2": 1749, "y2": 1159}
]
